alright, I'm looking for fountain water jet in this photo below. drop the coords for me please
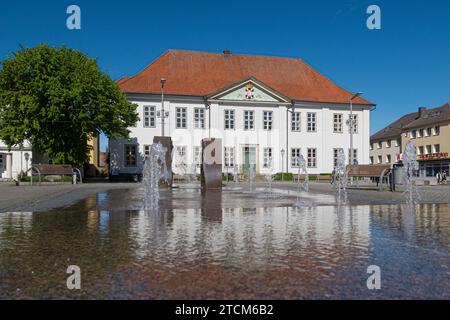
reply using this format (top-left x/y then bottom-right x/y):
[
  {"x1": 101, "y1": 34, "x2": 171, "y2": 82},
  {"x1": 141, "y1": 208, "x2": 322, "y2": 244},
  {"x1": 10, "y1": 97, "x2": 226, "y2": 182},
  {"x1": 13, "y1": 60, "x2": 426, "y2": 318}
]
[
  {"x1": 296, "y1": 155, "x2": 309, "y2": 192},
  {"x1": 143, "y1": 142, "x2": 168, "y2": 210},
  {"x1": 264, "y1": 160, "x2": 274, "y2": 196},
  {"x1": 293, "y1": 155, "x2": 310, "y2": 207},
  {"x1": 403, "y1": 141, "x2": 421, "y2": 207},
  {"x1": 248, "y1": 165, "x2": 256, "y2": 191},
  {"x1": 333, "y1": 149, "x2": 348, "y2": 204}
]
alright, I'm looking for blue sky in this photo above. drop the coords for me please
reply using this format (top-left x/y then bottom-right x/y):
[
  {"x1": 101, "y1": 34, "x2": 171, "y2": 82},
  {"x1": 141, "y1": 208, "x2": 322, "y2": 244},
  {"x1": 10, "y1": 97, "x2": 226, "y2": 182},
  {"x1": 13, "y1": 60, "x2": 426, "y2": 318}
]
[{"x1": 1, "y1": 0, "x2": 449, "y2": 151}]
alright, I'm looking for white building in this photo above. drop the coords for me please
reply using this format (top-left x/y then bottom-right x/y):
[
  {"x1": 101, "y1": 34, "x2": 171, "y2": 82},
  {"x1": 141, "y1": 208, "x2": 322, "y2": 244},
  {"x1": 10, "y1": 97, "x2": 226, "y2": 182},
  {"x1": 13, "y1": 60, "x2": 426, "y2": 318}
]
[
  {"x1": 110, "y1": 50, "x2": 374, "y2": 177},
  {"x1": 0, "y1": 141, "x2": 32, "y2": 180}
]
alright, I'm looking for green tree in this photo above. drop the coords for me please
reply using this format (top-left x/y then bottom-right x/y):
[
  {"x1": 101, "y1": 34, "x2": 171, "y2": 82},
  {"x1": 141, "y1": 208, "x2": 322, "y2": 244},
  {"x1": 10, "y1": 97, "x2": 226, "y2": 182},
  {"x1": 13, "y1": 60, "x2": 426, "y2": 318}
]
[{"x1": 0, "y1": 44, "x2": 138, "y2": 165}]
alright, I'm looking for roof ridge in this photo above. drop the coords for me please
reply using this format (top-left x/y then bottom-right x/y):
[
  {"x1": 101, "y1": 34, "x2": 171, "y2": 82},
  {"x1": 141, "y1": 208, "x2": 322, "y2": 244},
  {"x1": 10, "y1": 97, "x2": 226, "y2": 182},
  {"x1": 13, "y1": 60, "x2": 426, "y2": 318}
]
[{"x1": 166, "y1": 49, "x2": 304, "y2": 62}]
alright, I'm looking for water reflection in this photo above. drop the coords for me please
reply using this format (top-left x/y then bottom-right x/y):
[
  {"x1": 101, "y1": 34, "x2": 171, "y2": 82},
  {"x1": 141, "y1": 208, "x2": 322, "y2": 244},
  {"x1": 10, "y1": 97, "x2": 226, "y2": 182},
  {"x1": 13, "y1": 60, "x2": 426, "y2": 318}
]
[{"x1": 0, "y1": 194, "x2": 449, "y2": 299}]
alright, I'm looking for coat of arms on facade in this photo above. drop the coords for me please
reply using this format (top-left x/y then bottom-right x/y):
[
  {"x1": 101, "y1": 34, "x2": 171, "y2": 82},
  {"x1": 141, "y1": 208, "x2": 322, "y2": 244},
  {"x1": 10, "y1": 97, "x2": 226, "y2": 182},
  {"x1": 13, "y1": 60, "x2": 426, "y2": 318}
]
[{"x1": 244, "y1": 84, "x2": 255, "y2": 100}]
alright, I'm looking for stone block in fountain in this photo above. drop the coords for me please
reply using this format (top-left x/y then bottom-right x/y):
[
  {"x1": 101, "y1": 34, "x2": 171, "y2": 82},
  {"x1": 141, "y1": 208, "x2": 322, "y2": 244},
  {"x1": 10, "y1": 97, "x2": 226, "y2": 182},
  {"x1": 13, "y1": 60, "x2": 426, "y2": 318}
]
[
  {"x1": 153, "y1": 136, "x2": 173, "y2": 187},
  {"x1": 201, "y1": 138, "x2": 223, "y2": 190}
]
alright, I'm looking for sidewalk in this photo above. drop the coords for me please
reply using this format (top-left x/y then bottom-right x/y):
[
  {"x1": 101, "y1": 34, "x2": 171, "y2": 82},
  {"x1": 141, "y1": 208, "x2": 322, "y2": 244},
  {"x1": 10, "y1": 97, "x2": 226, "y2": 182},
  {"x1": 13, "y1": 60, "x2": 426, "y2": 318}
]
[{"x1": 0, "y1": 182, "x2": 138, "y2": 212}]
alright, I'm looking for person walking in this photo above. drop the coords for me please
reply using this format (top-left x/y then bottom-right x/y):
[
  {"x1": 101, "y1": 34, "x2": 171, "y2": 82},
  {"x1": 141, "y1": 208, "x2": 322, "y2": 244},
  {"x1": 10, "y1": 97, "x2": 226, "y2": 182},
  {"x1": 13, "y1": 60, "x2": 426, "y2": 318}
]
[
  {"x1": 442, "y1": 171, "x2": 447, "y2": 184},
  {"x1": 436, "y1": 171, "x2": 442, "y2": 184}
]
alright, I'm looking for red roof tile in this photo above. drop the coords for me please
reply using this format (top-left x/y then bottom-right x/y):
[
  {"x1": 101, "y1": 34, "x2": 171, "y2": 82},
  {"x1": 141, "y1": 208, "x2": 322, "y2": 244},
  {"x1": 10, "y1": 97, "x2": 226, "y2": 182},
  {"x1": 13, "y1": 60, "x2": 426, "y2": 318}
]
[{"x1": 118, "y1": 50, "x2": 374, "y2": 105}]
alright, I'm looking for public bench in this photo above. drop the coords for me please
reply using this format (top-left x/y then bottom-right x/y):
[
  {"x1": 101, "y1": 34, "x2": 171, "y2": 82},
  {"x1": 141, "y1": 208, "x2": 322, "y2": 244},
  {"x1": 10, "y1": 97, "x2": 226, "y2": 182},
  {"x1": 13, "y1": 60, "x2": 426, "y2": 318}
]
[
  {"x1": 346, "y1": 165, "x2": 392, "y2": 191},
  {"x1": 29, "y1": 164, "x2": 82, "y2": 185}
]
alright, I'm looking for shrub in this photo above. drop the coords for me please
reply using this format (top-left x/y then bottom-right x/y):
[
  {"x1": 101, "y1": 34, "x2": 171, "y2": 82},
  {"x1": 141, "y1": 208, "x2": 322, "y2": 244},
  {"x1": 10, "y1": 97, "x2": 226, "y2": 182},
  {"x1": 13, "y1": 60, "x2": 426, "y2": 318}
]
[{"x1": 273, "y1": 172, "x2": 294, "y2": 181}]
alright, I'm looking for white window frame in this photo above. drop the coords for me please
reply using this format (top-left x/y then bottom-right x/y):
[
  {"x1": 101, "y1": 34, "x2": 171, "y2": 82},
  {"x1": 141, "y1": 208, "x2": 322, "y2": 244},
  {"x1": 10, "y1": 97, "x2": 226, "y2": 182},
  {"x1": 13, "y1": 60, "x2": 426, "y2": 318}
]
[
  {"x1": 434, "y1": 144, "x2": 440, "y2": 153},
  {"x1": 307, "y1": 148, "x2": 317, "y2": 168},
  {"x1": 291, "y1": 112, "x2": 301, "y2": 132},
  {"x1": 194, "y1": 108, "x2": 205, "y2": 129},
  {"x1": 291, "y1": 148, "x2": 301, "y2": 167},
  {"x1": 143, "y1": 106, "x2": 156, "y2": 128},
  {"x1": 307, "y1": 112, "x2": 317, "y2": 132},
  {"x1": 224, "y1": 109, "x2": 235, "y2": 130},
  {"x1": 333, "y1": 148, "x2": 344, "y2": 167},
  {"x1": 434, "y1": 126, "x2": 440, "y2": 136},
  {"x1": 176, "y1": 146, "x2": 187, "y2": 157},
  {"x1": 333, "y1": 113, "x2": 343, "y2": 133},
  {"x1": 418, "y1": 128, "x2": 423, "y2": 138},
  {"x1": 263, "y1": 111, "x2": 273, "y2": 131},
  {"x1": 224, "y1": 147, "x2": 235, "y2": 167},
  {"x1": 176, "y1": 107, "x2": 187, "y2": 129},
  {"x1": 418, "y1": 146, "x2": 424, "y2": 155},
  {"x1": 244, "y1": 110, "x2": 254, "y2": 130}
]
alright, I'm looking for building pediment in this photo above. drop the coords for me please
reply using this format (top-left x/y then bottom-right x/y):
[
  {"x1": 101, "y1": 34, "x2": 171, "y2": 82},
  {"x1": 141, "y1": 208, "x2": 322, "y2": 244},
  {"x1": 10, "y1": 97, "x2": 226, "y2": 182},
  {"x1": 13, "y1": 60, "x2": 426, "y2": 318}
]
[{"x1": 207, "y1": 77, "x2": 291, "y2": 105}]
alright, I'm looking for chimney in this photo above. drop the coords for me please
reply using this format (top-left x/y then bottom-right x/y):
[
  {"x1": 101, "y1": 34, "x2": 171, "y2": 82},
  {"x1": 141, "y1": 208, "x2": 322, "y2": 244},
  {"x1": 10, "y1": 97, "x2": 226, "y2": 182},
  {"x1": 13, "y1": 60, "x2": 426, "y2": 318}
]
[
  {"x1": 418, "y1": 106, "x2": 426, "y2": 118},
  {"x1": 223, "y1": 49, "x2": 231, "y2": 55}
]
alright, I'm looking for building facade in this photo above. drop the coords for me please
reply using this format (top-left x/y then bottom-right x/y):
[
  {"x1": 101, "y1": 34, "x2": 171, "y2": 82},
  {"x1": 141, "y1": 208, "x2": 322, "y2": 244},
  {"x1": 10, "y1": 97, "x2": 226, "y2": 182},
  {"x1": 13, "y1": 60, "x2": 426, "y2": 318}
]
[
  {"x1": 110, "y1": 50, "x2": 374, "y2": 177},
  {"x1": 370, "y1": 112, "x2": 418, "y2": 165},
  {"x1": 401, "y1": 103, "x2": 450, "y2": 177},
  {"x1": 0, "y1": 141, "x2": 33, "y2": 180}
]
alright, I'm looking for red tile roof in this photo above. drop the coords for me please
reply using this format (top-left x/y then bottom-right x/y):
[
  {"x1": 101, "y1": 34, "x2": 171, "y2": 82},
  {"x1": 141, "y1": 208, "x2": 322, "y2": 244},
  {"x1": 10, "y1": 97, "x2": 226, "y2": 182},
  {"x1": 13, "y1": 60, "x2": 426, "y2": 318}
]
[{"x1": 118, "y1": 50, "x2": 374, "y2": 105}]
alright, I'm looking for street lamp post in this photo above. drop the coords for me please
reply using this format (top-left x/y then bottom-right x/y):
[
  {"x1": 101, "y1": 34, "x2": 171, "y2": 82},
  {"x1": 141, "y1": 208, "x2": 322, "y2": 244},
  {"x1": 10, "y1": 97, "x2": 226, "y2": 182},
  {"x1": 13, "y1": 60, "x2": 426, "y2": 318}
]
[
  {"x1": 349, "y1": 92, "x2": 363, "y2": 165},
  {"x1": 281, "y1": 149, "x2": 285, "y2": 182},
  {"x1": 160, "y1": 78, "x2": 166, "y2": 136}
]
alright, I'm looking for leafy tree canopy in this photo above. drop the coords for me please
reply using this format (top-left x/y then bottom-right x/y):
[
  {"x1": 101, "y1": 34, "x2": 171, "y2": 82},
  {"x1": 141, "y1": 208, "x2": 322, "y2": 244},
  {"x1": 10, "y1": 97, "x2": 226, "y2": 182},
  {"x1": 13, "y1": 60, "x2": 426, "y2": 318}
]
[{"x1": 0, "y1": 44, "x2": 138, "y2": 165}]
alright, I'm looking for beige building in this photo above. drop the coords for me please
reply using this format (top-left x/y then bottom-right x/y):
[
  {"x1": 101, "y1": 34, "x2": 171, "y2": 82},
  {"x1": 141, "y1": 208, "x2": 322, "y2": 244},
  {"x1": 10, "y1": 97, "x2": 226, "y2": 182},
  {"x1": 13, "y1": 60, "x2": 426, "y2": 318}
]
[
  {"x1": 85, "y1": 132, "x2": 107, "y2": 177},
  {"x1": 401, "y1": 103, "x2": 450, "y2": 177},
  {"x1": 370, "y1": 111, "x2": 418, "y2": 166}
]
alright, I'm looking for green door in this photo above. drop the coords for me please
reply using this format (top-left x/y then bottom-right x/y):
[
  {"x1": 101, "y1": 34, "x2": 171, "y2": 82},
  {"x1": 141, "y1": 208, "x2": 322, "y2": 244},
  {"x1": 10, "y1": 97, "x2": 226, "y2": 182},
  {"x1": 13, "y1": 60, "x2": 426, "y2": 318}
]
[{"x1": 243, "y1": 147, "x2": 256, "y2": 174}]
